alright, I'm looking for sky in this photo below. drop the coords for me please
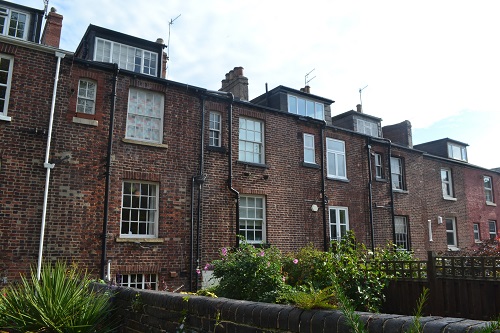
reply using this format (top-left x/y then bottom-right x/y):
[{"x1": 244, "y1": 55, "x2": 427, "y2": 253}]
[{"x1": 15, "y1": 0, "x2": 500, "y2": 169}]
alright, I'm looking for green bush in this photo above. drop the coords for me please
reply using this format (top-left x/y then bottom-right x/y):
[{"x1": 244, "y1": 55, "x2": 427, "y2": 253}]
[
  {"x1": 282, "y1": 244, "x2": 335, "y2": 290},
  {"x1": 329, "y1": 232, "x2": 391, "y2": 312},
  {"x1": 211, "y1": 241, "x2": 289, "y2": 303},
  {"x1": 0, "y1": 262, "x2": 116, "y2": 333}
]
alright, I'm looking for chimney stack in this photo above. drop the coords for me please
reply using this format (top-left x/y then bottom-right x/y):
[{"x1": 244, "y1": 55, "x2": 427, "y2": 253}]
[
  {"x1": 156, "y1": 38, "x2": 168, "y2": 79},
  {"x1": 300, "y1": 85, "x2": 311, "y2": 94},
  {"x1": 356, "y1": 104, "x2": 363, "y2": 113},
  {"x1": 219, "y1": 67, "x2": 249, "y2": 101},
  {"x1": 41, "y1": 7, "x2": 63, "y2": 48}
]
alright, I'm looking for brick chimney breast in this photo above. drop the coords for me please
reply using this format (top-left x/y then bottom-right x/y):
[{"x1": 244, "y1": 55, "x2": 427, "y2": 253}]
[
  {"x1": 219, "y1": 67, "x2": 249, "y2": 101},
  {"x1": 41, "y1": 7, "x2": 63, "y2": 48}
]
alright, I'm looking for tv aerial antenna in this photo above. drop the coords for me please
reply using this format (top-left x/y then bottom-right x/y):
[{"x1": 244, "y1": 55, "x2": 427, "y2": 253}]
[
  {"x1": 305, "y1": 68, "x2": 316, "y2": 86},
  {"x1": 43, "y1": 0, "x2": 49, "y2": 17},
  {"x1": 166, "y1": 14, "x2": 181, "y2": 78},
  {"x1": 359, "y1": 85, "x2": 368, "y2": 107}
]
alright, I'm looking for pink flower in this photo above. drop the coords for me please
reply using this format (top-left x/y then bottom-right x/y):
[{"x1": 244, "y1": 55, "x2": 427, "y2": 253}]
[
  {"x1": 293, "y1": 259, "x2": 298, "y2": 264},
  {"x1": 196, "y1": 268, "x2": 201, "y2": 275},
  {"x1": 204, "y1": 264, "x2": 210, "y2": 271},
  {"x1": 282, "y1": 276, "x2": 286, "y2": 282},
  {"x1": 221, "y1": 247, "x2": 228, "y2": 256},
  {"x1": 259, "y1": 251, "x2": 265, "y2": 257}
]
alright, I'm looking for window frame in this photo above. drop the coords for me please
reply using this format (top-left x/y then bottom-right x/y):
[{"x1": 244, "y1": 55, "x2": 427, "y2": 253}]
[
  {"x1": 329, "y1": 206, "x2": 349, "y2": 241},
  {"x1": 447, "y1": 143, "x2": 467, "y2": 162},
  {"x1": 473, "y1": 223, "x2": 480, "y2": 243},
  {"x1": 391, "y1": 157, "x2": 405, "y2": 190},
  {"x1": 120, "y1": 181, "x2": 159, "y2": 239},
  {"x1": 117, "y1": 273, "x2": 158, "y2": 290},
  {"x1": 76, "y1": 79, "x2": 97, "y2": 115},
  {"x1": 303, "y1": 133, "x2": 316, "y2": 164},
  {"x1": 374, "y1": 153, "x2": 384, "y2": 179},
  {"x1": 484, "y1": 176, "x2": 495, "y2": 204},
  {"x1": 440, "y1": 168, "x2": 454, "y2": 199},
  {"x1": 126, "y1": 88, "x2": 164, "y2": 144},
  {"x1": 356, "y1": 119, "x2": 379, "y2": 137},
  {"x1": 446, "y1": 217, "x2": 458, "y2": 249},
  {"x1": 239, "y1": 195, "x2": 266, "y2": 244},
  {"x1": 394, "y1": 216, "x2": 410, "y2": 251},
  {"x1": 209, "y1": 111, "x2": 222, "y2": 147},
  {"x1": 489, "y1": 220, "x2": 497, "y2": 240},
  {"x1": 287, "y1": 94, "x2": 324, "y2": 120},
  {"x1": 0, "y1": 53, "x2": 14, "y2": 120},
  {"x1": 94, "y1": 37, "x2": 158, "y2": 76},
  {"x1": 238, "y1": 117, "x2": 264, "y2": 164},
  {"x1": 0, "y1": 7, "x2": 30, "y2": 40},
  {"x1": 326, "y1": 138, "x2": 347, "y2": 180}
]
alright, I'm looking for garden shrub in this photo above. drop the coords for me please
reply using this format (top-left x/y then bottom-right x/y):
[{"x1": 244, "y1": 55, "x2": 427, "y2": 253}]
[
  {"x1": 283, "y1": 244, "x2": 335, "y2": 290},
  {"x1": 0, "y1": 261, "x2": 116, "y2": 333},
  {"x1": 211, "y1": 241, "x2": 289, "y2": 303}
]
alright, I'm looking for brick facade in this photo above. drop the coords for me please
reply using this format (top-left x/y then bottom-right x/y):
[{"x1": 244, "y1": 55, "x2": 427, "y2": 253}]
[{"x1": 1, "y1": 3, "x2": 499, "y2": 291}]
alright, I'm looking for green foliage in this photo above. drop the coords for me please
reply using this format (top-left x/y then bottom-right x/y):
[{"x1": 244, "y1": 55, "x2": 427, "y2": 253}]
[
  {"x1": 329, "y1": 232, "x2": 392, "y2": 312},
  {"x1": 282, "y1": 244, "x2": 335, "y2": 290},
  {"x1": 211, "y1": 241, "x2": 289, "y2": 303},
  {"x1": 333, "y1": 281, "x2": 368, "y2": 333},
  {"x1": 406, "y1": 287, "x2": 429, "y2": 333},
  {"x1": 278, "y1": 284, "x2": 337, "y2": 310},
  {"x1": 476, "y1": 314, "x2": 500, "y2": 333},
  {"x1": 0, "y1": 262, "x2": 116, "y2": 333}
]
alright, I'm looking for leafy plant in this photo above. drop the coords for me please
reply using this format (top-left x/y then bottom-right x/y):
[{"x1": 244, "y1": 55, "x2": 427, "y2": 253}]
[
  {"x1": 329, "y1": 232, "x2": 391, "y2": 312},
  {"x1": 278, "y1": 284, "x2": 337, "y2": 310},
  {"x1": 282, "y1": 244, "x2": 335, "y2": 290},
  {"x1": 333, "y1": 282, "x2": 367, "y2": 333},
  {"x1": 0, "y1": 261, "x2": 116, "y2": 333},
  {"x1": 406, "y1": 287, "x2": 429, "y2": 333},
  {"x1": 211, "y1": 240, "x2": 289, "y2": 303},
  {"x1": 476, "y1": 314, "x2": 500, "y2": 333}
]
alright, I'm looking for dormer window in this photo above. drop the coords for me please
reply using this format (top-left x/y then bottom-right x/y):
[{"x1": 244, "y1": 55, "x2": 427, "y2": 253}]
[
  {"x1": 356, "y1": 119, "x2": 379, "y2": 137},
  {"x1": 287, "y1": 94, "x2": 324, "y2": 120},
  {"x1": 0, "y1": 7, "x2": 29, "y2": 40},
  {"x1": 94, "y1": 38, "x2": 158, "y2": 76},
  {"x1": 447, "y1": 143, "x2": 467, "y2": 162}
]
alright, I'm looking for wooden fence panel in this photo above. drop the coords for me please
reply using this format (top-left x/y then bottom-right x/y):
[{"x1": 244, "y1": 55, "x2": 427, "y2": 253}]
[{"x1": 380, "y1": 253, "x2": 500, "y2": 320}]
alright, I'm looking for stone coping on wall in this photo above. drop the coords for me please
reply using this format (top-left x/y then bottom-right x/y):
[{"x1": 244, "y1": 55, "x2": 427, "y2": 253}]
[{"x1": 92, "y1": 284, "x2": 496, "y2": 333}]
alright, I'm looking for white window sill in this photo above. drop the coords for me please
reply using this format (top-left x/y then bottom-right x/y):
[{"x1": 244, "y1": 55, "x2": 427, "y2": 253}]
[
  {"x1": 73, "y1": 117, "x2": 98, "y2": 126},
  {"x1": 393, "y1": 189, "x2": 409, "y2": 194},
  {"x1": 0, "y1": 114, "x2": 12, "y2": 122},
  {"x1": 327, "y1": 176, "x2": 349, "y2": 183},
  {"x1": 115, "y1": 237, "x2": 164, "y2": 243},
  {"x1": 443, "y1": 196, "x2": 457, "y2": 201},
  {"x1": 486, "y1": 201, "x2": 497, "y2": 207},
  {"x1": 122, "y1": 138, "x2": 168, "y2": 148},
  {"x1": 447, "y1": 246, "x2": 460, "y2": 251}
]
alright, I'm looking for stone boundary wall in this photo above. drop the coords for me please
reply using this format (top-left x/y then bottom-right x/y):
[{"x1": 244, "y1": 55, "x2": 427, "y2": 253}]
[{"x1": 98, "y1": 285, "x2": 495, "y2": 333}]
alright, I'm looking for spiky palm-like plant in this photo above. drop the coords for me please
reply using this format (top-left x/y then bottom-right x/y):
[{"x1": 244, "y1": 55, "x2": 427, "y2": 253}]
[{"x1": 0, "y1": 262, "x2": 116, "y2": 333}]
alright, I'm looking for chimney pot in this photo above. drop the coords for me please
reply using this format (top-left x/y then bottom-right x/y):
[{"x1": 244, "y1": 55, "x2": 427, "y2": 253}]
[
  {"x1": 356, "y1": 104, "x2": 362, "y2": 113},
  {"x1": 156, "y1": 38, "x2": 164, "y2": 44}
]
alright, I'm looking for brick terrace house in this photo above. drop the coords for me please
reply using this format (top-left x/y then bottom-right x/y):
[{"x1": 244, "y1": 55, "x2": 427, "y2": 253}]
[{"x1": 1, "y1": 1, "x2": 499, "y2": 290}]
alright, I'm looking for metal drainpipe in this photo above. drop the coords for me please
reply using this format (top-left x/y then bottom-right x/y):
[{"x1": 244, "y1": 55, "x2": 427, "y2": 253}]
[
  {"x1": 194, "y1": 95, "x2": 206, "y2": 291},
  {"x1": 320, "y1": 124, "x2": 328, "y2": 251},
  {"x1": 374, "y1": 137, "x2": 395, "y2": 243},
  {"x1": 225, "y1": 93, "x2": 240, "y2": 248},
  {"x1": 37, "y1": 51, "x2": 65, "y2": 281},
  {"x1": 366, "y1": 137, "x2": 375, "y2": 252},
  {"x1": 100, "y1": 64, "x2": 119, "y2": 280},
  {"x1": 190, "y1": 176, "x2": 195, "y2": 291}
]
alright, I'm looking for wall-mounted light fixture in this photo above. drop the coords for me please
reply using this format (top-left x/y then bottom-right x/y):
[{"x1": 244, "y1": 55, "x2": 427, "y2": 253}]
[
  {"x1": 311, "y1": 204, "x2": 319, "y2": 212},
  {"x1": 438, "y1": 216, "x2": 443, "y2": 224}
]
